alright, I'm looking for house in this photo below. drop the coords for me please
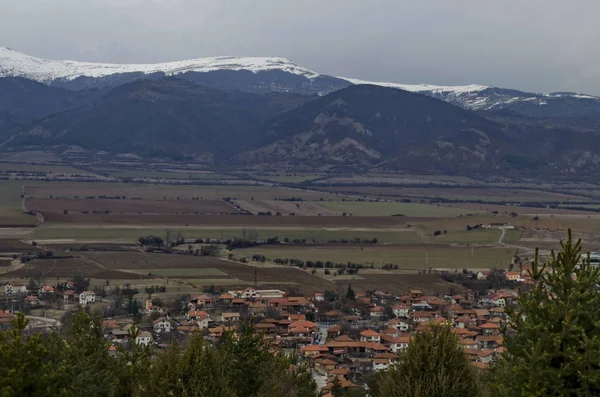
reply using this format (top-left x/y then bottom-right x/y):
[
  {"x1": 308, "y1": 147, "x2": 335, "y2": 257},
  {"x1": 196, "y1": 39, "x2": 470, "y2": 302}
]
[
  {"x1": 381, "y1": 335, "x2": 410, "y2": 353},
  {"x1": 314, "y1": 292, "x2": 325, "y2": 302},
  {"x1": 24, "y1": 295, "x2": 40, "y2": 306},
  {"x1": 409, "y1": 289, "x2": 422, "y2": 298},
  {"x1": 4, "y1": 281, "x2": 28, "y2": 295},
  {"x1": 79, "y1": 291, "x2": 96, "y2": 305},
  {"x1": 373, "y1": 358, "x2": 390, "y2": 371},
  {"x1": 196, "y1": 314, "x2": 210, "y2": 330},
  {"x1": 359, "y1": 330, "x2": 381, "y2": 343},
  {"x1": 62, "y1": 290, "x2": 78, "y2": 302},
  {"x1": 386, "y1": 318, "x2": 410, "y2": 332},
  {"x1": 186, "y1": 310, "x2": 209, "y2": 321},
  {"x1": 301, "y1": 344, "x2": 330, "y2": 357},
  {"x1": 228, "y1": 288, "x2": 285, "y2": 299},
  {"x1": 506, "y1": 271, "x2": 522, "y2": 282},
  {"x1": 476, "y1": 271, "x2": 490, "y2": 280},
  {"x1": 479, "y1": 322, "x2": 501, "y2": 336},
  {"x1": 188, "y1": 294, "x2": 213, "y2": 307},
  {"x1": 370, "y1": 306, "x2": 385, "y2": 318},
  {"x1": 316, "y1": 358, "x2": 337, "y2": 372},
  {"x1": 153, "y1": 317, "x2": 172, "y2": 334},
  {"x1": 220, "y1": 312, "x2": 241, "y2": 323},
  {"x1": 145, "y1": 299, "x2": 165, "y2": 314},
  {"x1": 460, "y1": 338, "x2": 479, "y2": 350},
  {"x1": 135, "y1": 331, "x2": 153, "y2": 346},
  {"x1": 38, "y1": 285, "x2": 55, "y2": 295},
  {"x1": 109, "y1": 329, "x2": 129, "y2": 343},
  {"x1": 392, "y1": 304, "x2": 410, "y2": 318},
  {"x1": 410, "y1": 311, "x2": 439, "y2": 323}
]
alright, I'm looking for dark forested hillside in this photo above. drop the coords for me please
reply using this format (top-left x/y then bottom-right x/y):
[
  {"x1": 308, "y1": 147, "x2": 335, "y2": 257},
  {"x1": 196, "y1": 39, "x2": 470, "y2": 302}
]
[{"x1": 3, "y1": 78, "x2": 314, "y2": 159}]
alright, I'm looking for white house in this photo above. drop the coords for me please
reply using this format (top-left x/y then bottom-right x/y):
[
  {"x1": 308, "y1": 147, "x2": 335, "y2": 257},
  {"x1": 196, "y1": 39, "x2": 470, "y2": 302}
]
[
  {"x1": 135, "y1": 331, "x2": 153, "y2": 346},
  {"x1": 228, "y1": 288, "x2": 285, "y2": 299},
  {"x1": 392, "y1": 304, "x2": 410, "y2": 318},
  {"x1": 197, "y1": 315, "x2": 210, "y2": 330},
  {"x1": 373, "y1": 359, "x2": 390, "y2": 371},
  {"x1": 153, "y1": 317, "x2": 172, "y2": 334},
  {"x1": 360, "y1": 330, "x2": 381, "y2": 343},
  {"x1": 4, "y1": 282, "x2": 28, "y2": 295},
  {"x1": 79, "y1": 291, "x2": 96, "y2": 305}
]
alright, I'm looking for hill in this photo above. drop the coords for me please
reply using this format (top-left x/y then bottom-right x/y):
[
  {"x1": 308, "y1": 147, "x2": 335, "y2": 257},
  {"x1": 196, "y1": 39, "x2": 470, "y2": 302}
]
[
  {"x1": 239, "y1": 84, "x2": 526, "y2": 172},
  {"x1": 2, "y1": 78, "x2": 313, "y2": 159}
]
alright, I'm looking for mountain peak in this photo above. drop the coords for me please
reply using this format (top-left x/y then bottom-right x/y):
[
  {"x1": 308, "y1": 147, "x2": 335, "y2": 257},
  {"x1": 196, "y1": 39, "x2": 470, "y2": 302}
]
[{"x1": 0, "y1": 47, "x2": 320, "y2": 84}]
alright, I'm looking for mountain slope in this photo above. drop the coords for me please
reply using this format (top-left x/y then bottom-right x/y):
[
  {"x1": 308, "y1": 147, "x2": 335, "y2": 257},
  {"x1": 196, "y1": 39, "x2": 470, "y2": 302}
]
[
  {"x1": 0, "y1": 77, "x2": 99, "y2": 139},
  {"x1": 3, "y1": 78, "x2": 313, "y2": 159},
  {"x1": 0, "y1": 47, "x2": 349, "y2": 94},
  {"x1": 239, "y1": 84, "x2": 524, "y2": 172},
  {"x1": 4, "y1": 47, "x2": 600, "y2": 117},
  {"x1": 345, "y1": 78, "x2": 600, "y2": 118}
]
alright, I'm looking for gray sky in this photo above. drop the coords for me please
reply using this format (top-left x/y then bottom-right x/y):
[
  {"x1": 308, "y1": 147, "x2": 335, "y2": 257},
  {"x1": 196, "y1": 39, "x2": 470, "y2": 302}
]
[{"x1": 1, "y1": 0, "x2": 598, "y2": 94}]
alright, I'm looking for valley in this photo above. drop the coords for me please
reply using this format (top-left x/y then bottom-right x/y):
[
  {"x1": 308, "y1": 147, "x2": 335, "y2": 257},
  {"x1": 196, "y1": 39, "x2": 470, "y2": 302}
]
[{"x1": 1, "y1": 157, "x2": 600, "y2": 301}]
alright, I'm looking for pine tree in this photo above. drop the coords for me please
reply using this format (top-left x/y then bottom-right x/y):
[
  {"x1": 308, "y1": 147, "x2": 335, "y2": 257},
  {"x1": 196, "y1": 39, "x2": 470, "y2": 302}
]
[
  {"x1": 491, "y1": 230, "x2": 600, "y2": 396},
  {"x1": 345, "y1": 284, "x2": 356, "y2": 301},
  {"x1": 374, "y1": 324, "x2": 483, "y2": 397}
]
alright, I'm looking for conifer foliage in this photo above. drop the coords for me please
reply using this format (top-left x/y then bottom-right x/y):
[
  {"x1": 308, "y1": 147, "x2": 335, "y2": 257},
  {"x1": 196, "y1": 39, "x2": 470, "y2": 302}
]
[
  {"x1": 491, "y1": 230, "x2": 600, "y2": 396},
  {"x1": 373, "y1": 324, "x2": 483, "y2": 397}
]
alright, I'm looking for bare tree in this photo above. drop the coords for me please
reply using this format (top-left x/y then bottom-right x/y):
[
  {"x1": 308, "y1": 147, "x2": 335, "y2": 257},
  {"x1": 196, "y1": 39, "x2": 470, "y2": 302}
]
[
  {"x1": 165, "y1": 229, "x2": 173, "y2": 248},
  {"x1": 241, "y1": 228, "x2": 259, "y2": 242}
]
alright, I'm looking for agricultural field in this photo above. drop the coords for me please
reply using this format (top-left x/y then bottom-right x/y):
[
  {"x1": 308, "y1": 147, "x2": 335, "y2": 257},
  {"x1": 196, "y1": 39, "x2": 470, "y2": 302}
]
[
  {"x1": 0, "y1": 163, "x2": 92, "y2": 174},
  {"x1": 81, "y1": 251, "x2": 334, "y2": 294},
  {"x1": 316, "y1": 174, "x2": 481, "y2": 186},
  {"x1": 234, "y1": 199, "x2": 340, "y2": 216},
  {"x1": 26, "y1": 198, "x2": 240, "y2": 216},
  {"x1": 317, "y1": 201, "x2": 481, "y2": 217},
  {"x1": 316, "y1": 186, "x2": 592, "y2": 203},
  {"x1": 0, "y1": 180, "x2": 38, "y2": 226},
  {"x1": 1, "y1": 257, "x2": 146, "y2": 279},
  {"x1": 234, "y1": 244, "x2": 516, "y2": 270},
  {"x1": 330, "y1": 273, "x2": 463, "y2": 295},
  {"x1": 0, "y1": 239, "x2": 39, "y2": 252},
  {"x1": 23, "y1": 182, "x2": 336, "y2": 201},
  {"x1": 251, "y1": 173, "x2": 326, "y2": 183},
  {"x1": 447, "y1": 202, "x2": 599, "y2": 215},
  {"x1": 98, "y1": 169, "x2": 235, "y2": 180},
  {"x1": 32, "y1": 225, "x2": 422, "y2": 244}
]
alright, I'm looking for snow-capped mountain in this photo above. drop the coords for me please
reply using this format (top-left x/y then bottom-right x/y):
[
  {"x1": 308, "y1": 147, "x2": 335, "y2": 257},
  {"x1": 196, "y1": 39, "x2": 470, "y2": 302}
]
[
  {"x1": 0, "y1": 47, "x2": 319, "y2": 82},
  {"x1": 343, "y1": 77, "x2": 600, "y2": 117},
  {"x1": 2, "y1": 47, "x2": 600, "y2": 117}
]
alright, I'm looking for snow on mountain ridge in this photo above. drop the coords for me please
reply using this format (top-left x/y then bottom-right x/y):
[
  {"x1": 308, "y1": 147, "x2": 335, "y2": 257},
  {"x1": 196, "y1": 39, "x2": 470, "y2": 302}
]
[
  {"x1": 0, "y1": 47, "x2": 320, "y2": 83},
  {"x1": 341, "y1": 77, "x2": 489, "y2": 94}
]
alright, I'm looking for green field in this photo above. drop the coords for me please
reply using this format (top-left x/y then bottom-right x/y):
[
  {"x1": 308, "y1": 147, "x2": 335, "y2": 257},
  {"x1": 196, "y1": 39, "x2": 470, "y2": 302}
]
[
  {"x1": 318, "y1": 201, "x2": 481, "y2": 217},
  {"x1": 0, "y1": 163, "x2": 91, "y2": 174},
  {"x1": 24, "y1": 181, "x2": 335, "y2": 201},
  {"x1": 427, "y1": 229, "x2": 501, "y2": 244},
  {"x1": 31, "y1": 225, "x2": 423, "y2": 244},
  {"x1": 0, "y1": 180, "x2": 37, "y2": 225},
  {"x1": 234, "y1": 245, "x2": 516, "y2": 269},
  {"x1": 103, "y1": 169, "x2": 236, "y2": 180},
  {"x1": 253, "y1": 173, "x2": 325, "y2": 183}
]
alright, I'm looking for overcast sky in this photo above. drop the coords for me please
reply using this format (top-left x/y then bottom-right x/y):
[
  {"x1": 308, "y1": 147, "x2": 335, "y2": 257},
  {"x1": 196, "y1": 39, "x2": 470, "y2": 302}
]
[{"x1": 1, "y1": 0, "x2": 598, "y2": 94}]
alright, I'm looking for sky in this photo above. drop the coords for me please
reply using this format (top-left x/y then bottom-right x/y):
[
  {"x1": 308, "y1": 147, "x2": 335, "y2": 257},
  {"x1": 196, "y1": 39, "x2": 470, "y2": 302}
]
[{"x1": 0, "y1": 0, "x2": 598, "y2": 94}]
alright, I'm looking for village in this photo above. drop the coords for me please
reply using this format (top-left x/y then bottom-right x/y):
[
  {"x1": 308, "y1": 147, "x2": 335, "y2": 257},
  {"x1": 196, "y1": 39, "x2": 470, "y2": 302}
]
[{"x1": 0, "y1": 263, "x2": 535, "y2": 396}]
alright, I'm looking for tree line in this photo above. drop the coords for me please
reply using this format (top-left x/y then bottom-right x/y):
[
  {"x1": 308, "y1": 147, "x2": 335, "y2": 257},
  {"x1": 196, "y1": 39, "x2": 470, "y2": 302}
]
[{"x1": 0, "y1": 312, "x2": 317, "y2": 397}]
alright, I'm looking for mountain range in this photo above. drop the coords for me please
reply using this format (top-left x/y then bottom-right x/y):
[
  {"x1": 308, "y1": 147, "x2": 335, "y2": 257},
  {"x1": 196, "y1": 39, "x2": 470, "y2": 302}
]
[{"x1": 2, "y1": 48, "x2": 600, "y2": 177}]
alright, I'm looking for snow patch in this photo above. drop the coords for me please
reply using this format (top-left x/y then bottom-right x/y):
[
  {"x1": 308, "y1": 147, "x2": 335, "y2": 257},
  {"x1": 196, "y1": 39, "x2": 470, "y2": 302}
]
[{"x1": 341, "y1": 77, "x2": 489, "y2": 95}]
